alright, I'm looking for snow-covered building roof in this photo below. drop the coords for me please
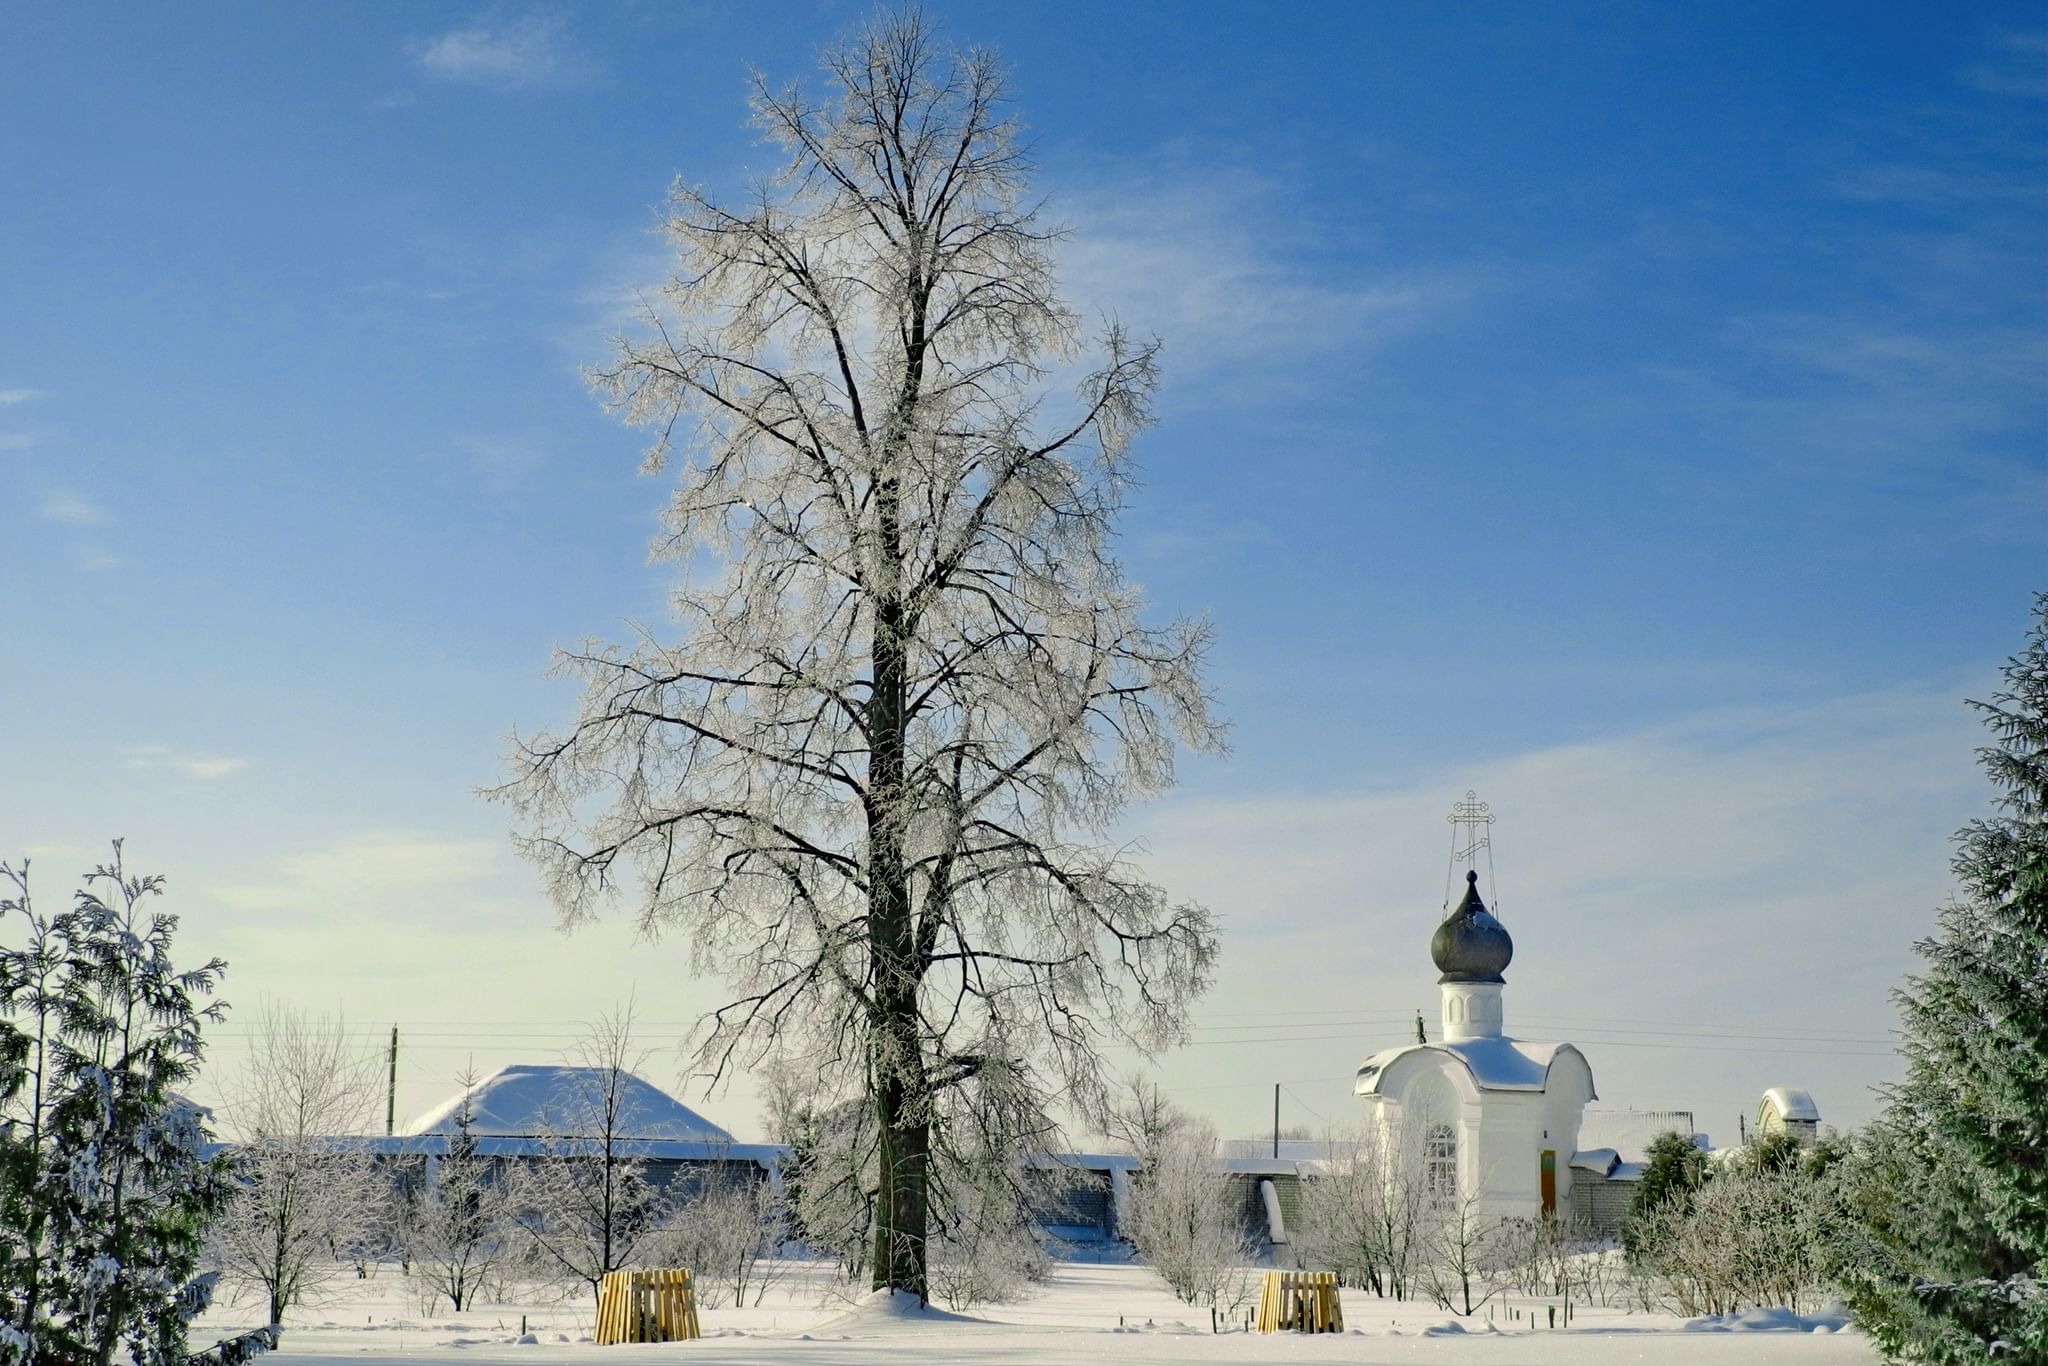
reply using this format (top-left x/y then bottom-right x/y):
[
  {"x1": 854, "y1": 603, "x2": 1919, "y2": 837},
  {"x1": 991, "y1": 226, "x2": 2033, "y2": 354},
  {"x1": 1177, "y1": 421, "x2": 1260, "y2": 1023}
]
[
  {"x1": 1354, "y1": 1037, "x2": 1594, "y2": 1096},
  {"x1": 1577, "y1": 1109, "x2": 1698, "y2": 1161},
  {"x1": 1569, "y1": 1147, "x2": 1621, "y2": 1175},
  {"x1": 1759, "y1": 1087, "x2": 1819, "y2": 1123},
  {"x1": 405, "y1": 1064, "x2": 732, "y2": 1142}
]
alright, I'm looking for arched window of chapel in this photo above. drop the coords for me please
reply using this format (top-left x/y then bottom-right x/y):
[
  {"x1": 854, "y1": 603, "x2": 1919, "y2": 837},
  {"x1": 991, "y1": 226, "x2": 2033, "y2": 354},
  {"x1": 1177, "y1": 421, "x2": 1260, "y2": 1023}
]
[{"x1": 1425, "y1": 1122, "x2": 1458, "y2": 1204}]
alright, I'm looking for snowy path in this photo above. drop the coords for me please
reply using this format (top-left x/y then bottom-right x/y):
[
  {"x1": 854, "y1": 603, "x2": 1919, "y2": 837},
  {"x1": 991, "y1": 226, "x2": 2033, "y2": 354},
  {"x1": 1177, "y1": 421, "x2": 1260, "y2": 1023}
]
[
  {"x1": 253, "y1": 1329, "x2": 1878, "y2": 1365},
  {"x1": 210, "y1": 1261, "x2": 1877, "y2": 1366}
]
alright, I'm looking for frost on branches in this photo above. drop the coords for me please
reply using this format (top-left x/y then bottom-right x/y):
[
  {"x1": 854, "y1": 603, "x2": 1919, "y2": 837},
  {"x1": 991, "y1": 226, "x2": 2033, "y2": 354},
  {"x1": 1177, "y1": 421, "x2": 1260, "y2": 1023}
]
[
  {"x1": 398, "y1": 1072, "x2": 511, "y2": 1313},
  {"x1": 208, "y1": 1007, "x2": 385, "y2": 1329},
  {"x1": 1849, "y1": 592, "x2": 2048, "y2": 1362},
  {"x1": 504, "y1": 1010, "x2": 669, "y2": 1302},
  {"x1": 494, "y1": 10, "x2": 1220, "y2": 1299},
  {"x1": 1108, "y1": 1085, "x2": 1253, "y2": 1313},
  {"x1": 0, "y1": 843, "x2": 232, "y2": 1366}
]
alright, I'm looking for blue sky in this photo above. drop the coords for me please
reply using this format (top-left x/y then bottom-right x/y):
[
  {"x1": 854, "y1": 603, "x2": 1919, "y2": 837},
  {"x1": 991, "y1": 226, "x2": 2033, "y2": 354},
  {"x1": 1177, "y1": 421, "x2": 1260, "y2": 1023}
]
[{"x1": 3, "y1": 3, "x2": 2042, "y2": 1143}]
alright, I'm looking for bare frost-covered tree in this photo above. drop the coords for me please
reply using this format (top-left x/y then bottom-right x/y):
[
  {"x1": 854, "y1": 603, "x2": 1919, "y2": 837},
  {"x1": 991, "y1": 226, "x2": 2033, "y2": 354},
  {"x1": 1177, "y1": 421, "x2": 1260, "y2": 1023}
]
[
  {"x1": 1122, "y1": 1115, "x2": 1254, "y2": 1311},
  {"x1": 507, "y1": 1009, "x2": 667, "y2": 1302},
  {"x1": 210, "y1": 1006, "x2": 382, "y2": 1327},
  {"x1": 1293, "y1": 1126, "x2": 1433, "y2": 1299},
  {"x1": 496, "y1": 10, "x2": 1220, "y2": 1298},
  {"x1": 401, "y1": 1072, "x2": 510, "y2": 1313}
]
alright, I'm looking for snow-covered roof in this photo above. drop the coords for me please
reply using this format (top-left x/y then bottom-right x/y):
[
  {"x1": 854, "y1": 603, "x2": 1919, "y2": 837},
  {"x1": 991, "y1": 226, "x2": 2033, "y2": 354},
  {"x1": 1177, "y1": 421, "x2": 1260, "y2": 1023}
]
[
  {"x1": 1569, "y1": 1147, "x2": 1621, "y2": 1175},
  {"x1": 1760, "y1": 1087, "x2": 1819, "y2": 1123},
  {"x1": 405, "y1": 1064, "x2": 732, "y2": 1142},
  {"x1": 1354, "y1": 1037, "x2": 1593, "y2": 1096},
  {"x1": 348, "y1": 1134, "x2": 781, "y2": 1165}
]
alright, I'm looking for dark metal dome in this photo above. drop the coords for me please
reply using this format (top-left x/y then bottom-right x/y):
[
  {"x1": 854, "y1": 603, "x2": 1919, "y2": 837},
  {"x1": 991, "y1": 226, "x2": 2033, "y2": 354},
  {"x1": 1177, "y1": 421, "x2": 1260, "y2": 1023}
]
[{"x1": 1431, "y1": 871, "x2": 1513, "y2": 983}]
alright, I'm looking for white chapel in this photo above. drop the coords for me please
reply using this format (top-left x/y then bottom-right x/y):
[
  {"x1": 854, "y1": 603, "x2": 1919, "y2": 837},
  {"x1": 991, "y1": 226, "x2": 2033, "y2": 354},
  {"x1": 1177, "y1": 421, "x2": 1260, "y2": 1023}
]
[{"x1": 1354, "y1": 866, "x2": 1596, "y2": 1222}]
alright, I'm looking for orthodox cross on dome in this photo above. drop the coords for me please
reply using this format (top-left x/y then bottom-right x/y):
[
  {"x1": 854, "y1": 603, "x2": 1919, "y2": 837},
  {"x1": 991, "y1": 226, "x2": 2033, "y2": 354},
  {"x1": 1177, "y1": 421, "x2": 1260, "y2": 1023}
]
[{"x1": 1443, "y1": 789, "x2": 1500, "y2": 914}]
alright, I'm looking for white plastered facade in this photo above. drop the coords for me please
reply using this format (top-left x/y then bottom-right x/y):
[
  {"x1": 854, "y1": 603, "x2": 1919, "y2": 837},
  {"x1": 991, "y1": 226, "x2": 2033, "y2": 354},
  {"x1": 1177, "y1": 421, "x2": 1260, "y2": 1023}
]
[{"x1": 1356, "y1": 1037, "x2": 1595, "y2": 1223}]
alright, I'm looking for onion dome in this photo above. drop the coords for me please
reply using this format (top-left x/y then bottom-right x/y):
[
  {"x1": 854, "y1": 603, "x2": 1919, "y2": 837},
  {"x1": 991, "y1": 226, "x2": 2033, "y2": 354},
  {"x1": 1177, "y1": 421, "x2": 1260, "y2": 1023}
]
[{"x1": 1431, "y1": 870, "x2": 1513, "y2": 983}]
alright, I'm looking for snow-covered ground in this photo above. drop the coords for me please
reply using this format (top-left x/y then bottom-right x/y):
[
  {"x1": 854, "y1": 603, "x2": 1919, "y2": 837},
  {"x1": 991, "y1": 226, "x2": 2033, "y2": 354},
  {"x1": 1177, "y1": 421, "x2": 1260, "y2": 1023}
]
[{"x1": 195, "y1": 1259, "x2": 1875, "y2": 1364}]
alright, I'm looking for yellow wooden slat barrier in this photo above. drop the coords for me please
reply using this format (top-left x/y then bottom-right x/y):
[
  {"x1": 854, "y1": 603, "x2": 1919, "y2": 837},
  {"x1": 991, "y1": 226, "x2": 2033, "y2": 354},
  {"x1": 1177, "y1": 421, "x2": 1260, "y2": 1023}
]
[
  {"x1": 1253, "y1": 1270, "x2": 1344, "y2": 1334},
  {"x1": 595, "y1": 1268, "x2": 701, "y2": 1344}
]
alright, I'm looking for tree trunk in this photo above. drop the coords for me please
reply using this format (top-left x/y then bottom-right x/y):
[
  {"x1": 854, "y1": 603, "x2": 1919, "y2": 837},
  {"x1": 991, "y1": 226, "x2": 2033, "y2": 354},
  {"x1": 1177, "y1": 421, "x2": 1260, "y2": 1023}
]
[
  {"x1": 867, "y1": 475, "x2": 929, "y2": 1300},
  {"x1": 871, "y1": 1023, "x2": 929, "y2": 1298}
]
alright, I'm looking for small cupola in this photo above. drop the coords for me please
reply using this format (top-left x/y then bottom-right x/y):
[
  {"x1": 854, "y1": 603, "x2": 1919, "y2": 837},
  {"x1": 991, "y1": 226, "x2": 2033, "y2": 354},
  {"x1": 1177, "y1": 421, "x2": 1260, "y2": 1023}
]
[{"x1": 1431, "y1": 870, "x2": 1514, "y2": 984}]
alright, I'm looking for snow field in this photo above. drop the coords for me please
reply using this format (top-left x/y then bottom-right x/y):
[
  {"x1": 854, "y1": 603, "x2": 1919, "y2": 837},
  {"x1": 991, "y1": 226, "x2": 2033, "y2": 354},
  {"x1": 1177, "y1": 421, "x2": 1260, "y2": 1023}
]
[{"x1": 197, "y1": 1258, "x2": 1877, "y2": 1365}]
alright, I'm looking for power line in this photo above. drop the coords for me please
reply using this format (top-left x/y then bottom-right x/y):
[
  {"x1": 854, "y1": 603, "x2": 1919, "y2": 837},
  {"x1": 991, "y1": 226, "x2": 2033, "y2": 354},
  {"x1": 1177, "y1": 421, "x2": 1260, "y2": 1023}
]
[{"x1": 1281, "y1": 1083, "x2": 1339, "y2": 1131}]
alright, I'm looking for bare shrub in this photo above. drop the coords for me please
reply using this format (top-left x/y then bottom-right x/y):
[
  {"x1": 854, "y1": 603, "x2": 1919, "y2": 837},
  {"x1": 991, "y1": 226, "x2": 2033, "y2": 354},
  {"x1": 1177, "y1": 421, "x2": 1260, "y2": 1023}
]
[
  {"x1": 505, "y1": 1009, "x2": 671, "y2": 1302},
  {"x1": 658, "y1": 1169, "x2": 785, "y2": 1309},
  {"x1": 1125, "y1": 1119, "x2": 1255, "y2": 1311},
  {"x1": 1420, "y1": 1186, "x2": 1512, "y2": 1317},
  {"x1": 1292, "y1": 1128, "x2": 1432, "y2": 1299},
  {"x1": 1627, "y1": 1158, "x2": 1846, "y2": 1316}
]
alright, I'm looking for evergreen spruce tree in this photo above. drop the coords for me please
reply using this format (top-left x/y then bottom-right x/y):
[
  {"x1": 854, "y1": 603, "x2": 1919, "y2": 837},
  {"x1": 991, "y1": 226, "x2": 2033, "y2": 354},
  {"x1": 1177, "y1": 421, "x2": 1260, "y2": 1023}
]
[
  {"x1": 1620, "y1": 1129, "x2": 1707, "y2": 1259},
  {"x1": 0, "y1": 844, "x2": 233, "y2": 1366},
  {"x1": 1850, "y1": 593, "x2": 2048, "y2": 1361}
]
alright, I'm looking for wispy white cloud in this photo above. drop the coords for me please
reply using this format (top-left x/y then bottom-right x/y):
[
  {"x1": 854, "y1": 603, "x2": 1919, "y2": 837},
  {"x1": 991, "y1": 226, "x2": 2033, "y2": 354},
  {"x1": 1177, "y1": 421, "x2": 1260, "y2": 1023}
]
[
  {"x1": 1059, "y1": 170, "x2": 1483, "y2": 388},
  {"x1": 211, "y1": 830, "x2": 500, "y2": 914},
  {"x1": 408, "y1": 11, "x2": 597, "y2": 91},
  {"x1": 1826, "y1": 160, "x2": 2038, "y2": 207},
  {"x1": 1129, "y1": 679, "x2": 1984, "y2": 1134},
  {"x1": 123, "y1": 745, "x2": 251, "y2": 781},
  {"x1": 1615, "y1": 44, "x2": 2045, "y2": 547},
  {"x1": 1135, "y1": 508, "x2": 1280, "y2": 572},
  {"x1": 0, "y1": 433, "x2": 37, "y2": 451},
  {"x1": 38, "y1": 492, "x2": 109, "y2": 525},
  {"x1": 0, "y1": 388, "x2": 38, "y2": 405},
  {"x1": 572, "y1": 163, "x2": 1481, "y2": 412},
  {"x1": 74, "y1": 546, "x2": 123, "y2": 573},
  {"x1": 1958, "y1": 30, "x2": 2047, "y2": 98}
]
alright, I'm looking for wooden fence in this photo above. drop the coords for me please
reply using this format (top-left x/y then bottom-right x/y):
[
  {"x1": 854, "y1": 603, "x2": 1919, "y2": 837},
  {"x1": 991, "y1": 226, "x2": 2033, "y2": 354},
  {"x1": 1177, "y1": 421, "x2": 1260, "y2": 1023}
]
[
  {"x1": 1254, "y1": 1270, "x2": 1344, "y2": 1334},
  {"x1": 595, "y1": 1268, "x2": 701, "y2": 1344}
]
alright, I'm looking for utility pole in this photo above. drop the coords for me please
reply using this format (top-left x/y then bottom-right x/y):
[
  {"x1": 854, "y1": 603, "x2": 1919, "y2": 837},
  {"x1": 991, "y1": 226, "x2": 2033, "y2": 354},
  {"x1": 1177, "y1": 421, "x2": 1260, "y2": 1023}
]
[
  {"x1": 1272, "y1": 1083, "x2": 1280, "y2": 1159},
  {"x1": 386, "y1": 1025, "x2": 398, "y2": 1136}
]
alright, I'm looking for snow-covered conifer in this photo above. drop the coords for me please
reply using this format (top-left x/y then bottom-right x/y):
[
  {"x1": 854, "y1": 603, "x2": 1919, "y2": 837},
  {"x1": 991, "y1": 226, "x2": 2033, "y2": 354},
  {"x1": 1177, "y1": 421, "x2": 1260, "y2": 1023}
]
[
  {"x1": 1850, "y1": 592, "x2": 2048, "y2": 1361},
  {"x1": 0, "y1": 843, "x2": 232, "y2": 1366}
]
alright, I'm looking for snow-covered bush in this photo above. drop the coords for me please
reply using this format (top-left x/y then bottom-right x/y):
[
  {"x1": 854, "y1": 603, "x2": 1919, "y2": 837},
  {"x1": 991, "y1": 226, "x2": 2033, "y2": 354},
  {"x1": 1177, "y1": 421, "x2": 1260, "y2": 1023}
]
[
  {"x1": 767, "y1": 1077, "x2": 875, "y2": 1281},
  {"x1": 0, "y1": 844, "x2": 233, "y2": 1366},
  {"x1": 503, "y1": 1011, "x2": 670, "y2": 1302},
  {"x1": 1419, "y1": 1186, "x2": 1514, "y2": 1316},
  {"x1": 656, "y1": 1170, "x2": 784, "y2": 1309},
  {"x1": 1625, "y1": 1144, "x2": 1850, "y2": 1317},
  {"x1": 1291, "y1": 1128, "x2": 1432, "y2": 1299},
  {"x1": 923, "y1": 1153, "x2": 1064, "y2": 1311},
  {"x1": 1619, "y1": 1129, "x2": 1708, "y2": 1260},
  {"x1": 1494, "y1": 1211, "x2": 1604, "y2": 1304},
  {"x1": 1124, "y1": 1119, "x2": 1254, "y2": 1310}
]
